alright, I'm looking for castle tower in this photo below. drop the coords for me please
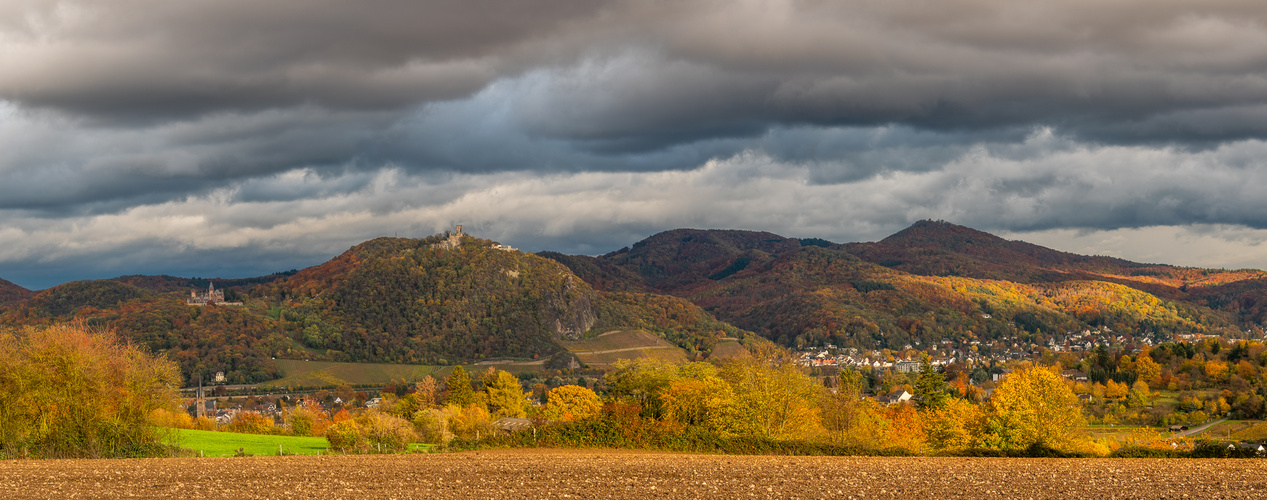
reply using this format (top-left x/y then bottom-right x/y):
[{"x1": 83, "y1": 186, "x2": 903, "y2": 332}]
[{"x1": 455, "y1": 224, "x2": 463, "y2": 237}]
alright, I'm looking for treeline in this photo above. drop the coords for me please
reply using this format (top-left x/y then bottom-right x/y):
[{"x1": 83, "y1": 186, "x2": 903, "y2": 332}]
[
  {"x1": 178, "y1": 351, "x2": 1101, "y2": 456},
  {"x1": 1065, "y1": 339, "x2": 1267, "y2": 426}
]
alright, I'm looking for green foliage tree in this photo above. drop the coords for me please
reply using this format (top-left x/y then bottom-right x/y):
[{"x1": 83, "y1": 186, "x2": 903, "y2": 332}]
[
  {"x1": 604, "y1": 358, "x2": 679, "y2": 418},
  {"x1": 445, "y1": 366, "x2": 474, "y2": 407},
  {"x1": 914, "y1": 357, "x2": 948, "y2": 411}
]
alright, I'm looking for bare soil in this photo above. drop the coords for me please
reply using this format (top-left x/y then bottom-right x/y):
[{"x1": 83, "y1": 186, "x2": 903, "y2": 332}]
[{"x1": 2, "y1": 448, "x2": 1266, "y2": 499}]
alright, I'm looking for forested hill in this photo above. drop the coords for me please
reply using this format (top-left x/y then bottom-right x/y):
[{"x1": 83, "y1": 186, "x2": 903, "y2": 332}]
[
  {"x1": 541, "y1": 229, "x2": 808, "y2": 295},
  {"x1": 0, "y1": 278, "x2": 32, "y2": 306},
  {"x1": 544, "y1": 223, "x2": 1265, "y2": 350},
  {"x1": 113, "y1": 273, "x2": 294, "y2": 294},
  {"x1": 0, "y1": 232, "x2": 754, "y2": 384},
  {"x1": 261, "y1": 233, "x2": 605, "y2": 363},
  {"x1": 845, "y1": 220, "x2": 1267, "y2": 291}
]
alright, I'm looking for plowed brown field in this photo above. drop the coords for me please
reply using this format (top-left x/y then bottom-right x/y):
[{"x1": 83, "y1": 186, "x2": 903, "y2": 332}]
[{"x1": 2, "y1": 448, "x2": 1265, "y2": 499}]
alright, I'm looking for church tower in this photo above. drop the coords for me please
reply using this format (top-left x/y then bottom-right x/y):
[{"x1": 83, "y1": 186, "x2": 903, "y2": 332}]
[{"x1": 195, "y1": 377, "x2": 207, "y2": 419}]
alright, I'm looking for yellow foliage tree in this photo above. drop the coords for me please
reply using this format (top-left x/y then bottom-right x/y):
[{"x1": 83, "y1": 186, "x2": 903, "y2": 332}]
[
  {"x1": 923, "y1": 398, "x2": 984, "y2": 452},
  {"x1": 718, "y1": 355, "x2": 822, "y2": 440},
  {"x1": 1104, "y1": 380, "x2": 1128, "y2": 399},
  {"x1": 448, "y1": 404, "x2": 494, "y2": 439},
  {"x1": 820, "y1": 373, "x2": 890, "y2": 449},
  {"x1": 1204, "y1": 361, "x2": 1230, "y2": 383},
  {"x1": 660, "y1": 376, "x2": 737, "y2": 435},
  {"x1": 981, "y1": 365, "x2": 1087, "y2": 452},
  {"x1": 1134, "y1": 355, "x2": 1162, "y2": 387},
  {"x1": 883, "y1": 404, "x2": 926, "y2": 453},
  {"x1": 542, "y1": 385, "x2": 603, "y2": 422},
  {"x1": 480, "y1": 369, "x2": 527, "y2": 419}
]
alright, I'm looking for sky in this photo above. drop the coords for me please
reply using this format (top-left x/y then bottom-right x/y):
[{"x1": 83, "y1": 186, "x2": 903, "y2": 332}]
[{"x1": 6, "y1": 1, "x2": 1267, "y2": 289}]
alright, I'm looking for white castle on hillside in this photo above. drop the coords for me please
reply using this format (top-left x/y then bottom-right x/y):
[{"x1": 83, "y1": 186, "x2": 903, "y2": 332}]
[
  {"x1": 187, "y1": 283, "x2": 243, "y2": 306},
  {"x1": 187, "y1": 283, "x2": 224, "y2": 305}
]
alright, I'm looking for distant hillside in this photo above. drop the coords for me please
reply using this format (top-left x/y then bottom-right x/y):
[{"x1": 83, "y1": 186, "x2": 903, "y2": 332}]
[
  {"x1": 547, "y1": 223, "x2": 1252, "y2": 350},
  {"x1": 0, "y1": 280, "x2": 284, "y2": 385},
  {"x1": 264, "y1": 233, "x2": 603, "y2": 363},
  {"x1": 7, "y1": 221, "x2": 1267, "y2": 380},
  {"x1": 0, "y1": 231, "x2": 759, "y2": 384},
  {"x1": 112, "y1": 273, "x2": 294, "y2": 294},
  {"x1": 21, "y1": 280, "x2": 152, "y2": 317},
  {"x1": 846, "y1": 220, "x2": 1266, "y2": 291},
  {"x1": 257, "y1": 233, "x2": 754, "y2": 364},
  {"x1": 0, "y1": 278, "x2": 33, "y2": 306}
]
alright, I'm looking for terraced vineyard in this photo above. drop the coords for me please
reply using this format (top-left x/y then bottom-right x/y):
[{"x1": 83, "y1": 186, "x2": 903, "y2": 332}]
[
  {"x1": 258, "y1": 360, "x2": 443, "y2": 388},
  {"x1": 4, "y1": 449, "x2": 1267, "y2": 499},
  {"x1": 562, "y1": 330, "x2": 691, "y2": 368}
]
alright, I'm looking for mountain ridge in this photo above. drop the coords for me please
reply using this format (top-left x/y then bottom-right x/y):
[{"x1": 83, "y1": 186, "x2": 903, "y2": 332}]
[
  {"x1": 5, "y1": 221, "x2": 1267, "y2": 382},
  {"x1": 0, "y1": 231, "x2": 756, "y2": 383},
  {"x1": 542, "y1": 221, "x2": 1263, "y2": 350}
]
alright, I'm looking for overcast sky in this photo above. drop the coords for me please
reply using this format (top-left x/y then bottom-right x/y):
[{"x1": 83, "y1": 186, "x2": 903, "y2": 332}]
[{"x1": 6, "y1": 0, "x2": 1267, "y2": 289}]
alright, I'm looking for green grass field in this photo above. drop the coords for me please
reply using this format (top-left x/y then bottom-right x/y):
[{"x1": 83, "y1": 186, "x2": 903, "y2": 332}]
[
  {"x1": 259, "y1": 360, "x2": 444, "y2": 388},
  {"x1": 166, "y1": 429, "x2": 331, "y2": 457}
]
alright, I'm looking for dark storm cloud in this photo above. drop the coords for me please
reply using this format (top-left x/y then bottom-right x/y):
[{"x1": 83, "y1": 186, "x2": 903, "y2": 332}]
[
  {"x1": 0, "y1": 0, "x2": 609, "y2": 119},
  {"x1": 6, "y1": 0, "x2": 1267, "y2": 142},
  {"x1": 9, "y1": 0, "x2": 1267, "y2": 285}
]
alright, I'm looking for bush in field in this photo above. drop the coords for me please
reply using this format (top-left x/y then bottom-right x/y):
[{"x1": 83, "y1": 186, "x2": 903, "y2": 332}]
[
  {"x1": 449, "y1": 404, "x2": 495, "y2": 439},
  {"x1": 414, "y1": 406, "x2": 457, "y2": 444},
  {"x1": 226, "y1": 411, "x2": 276, "y2": 435},
  {"x1": 0, "y1": 324, "x2": 181, "y2": 459},
  {"x1": 192, "y1": 416, "x2": 216, "y2": 431},
  {"x1": 284, "y1": 403, "x2": 331, "y2": 437},
  {"x1": 150, "y1": 408, "x2": 195, "y2": 430},
  {"x1": 358, "y1": 412, "x2": 417, "y2": 452},
  {"x1": 542, "y1": 385, "x2": 603, "y2": 422},
  {"x1": 324, "y1": 411, "x2": 416, "y2": 452},
  {"x1": 325, "y1": 419, "x2": 366, "y2": 451}
]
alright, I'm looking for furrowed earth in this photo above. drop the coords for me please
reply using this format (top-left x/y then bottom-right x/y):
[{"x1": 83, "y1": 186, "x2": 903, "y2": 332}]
[{"x1": 3, "y1": 449, "x2": 1266, "y2": 499}]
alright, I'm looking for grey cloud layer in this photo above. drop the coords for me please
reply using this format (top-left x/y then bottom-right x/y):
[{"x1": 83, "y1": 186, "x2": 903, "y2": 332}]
[
  {"x1": 8, "y1": 131, "x2": 1267, "y2": 288},
  {"x1": 6, "y1": 1, "x2": 1267, "y2": 286},
  {"x1": 7, "y1": 1, "x2": 1267, "y2": 141}
]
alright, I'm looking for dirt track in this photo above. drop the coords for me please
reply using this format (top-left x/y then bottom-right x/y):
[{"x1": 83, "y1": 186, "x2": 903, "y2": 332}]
[{"x1": 2, "y1": 448, "x2": 1266, "y2": 499}]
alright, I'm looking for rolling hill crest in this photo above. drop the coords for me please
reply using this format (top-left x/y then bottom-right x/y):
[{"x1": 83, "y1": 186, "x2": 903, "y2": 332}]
[
  {"x1": 0, "y1": 231, "x2": 754, "y2": 383},
  {"x1": 543, "y1": 222, "x2": 1264, "y2": 350}
]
